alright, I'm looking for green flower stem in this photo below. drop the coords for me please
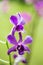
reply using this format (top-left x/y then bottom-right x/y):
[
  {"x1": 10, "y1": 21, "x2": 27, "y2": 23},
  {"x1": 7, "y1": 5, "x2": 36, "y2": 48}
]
[{"x1": 6, "y1": 41, "x2": 12, "y2": 65}]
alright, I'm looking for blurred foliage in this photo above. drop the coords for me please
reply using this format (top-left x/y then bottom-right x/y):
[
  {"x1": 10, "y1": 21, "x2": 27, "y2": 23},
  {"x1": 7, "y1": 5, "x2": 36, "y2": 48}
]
[{"x1": 9, "y1": 0, "x2": 24, "y2": 3}]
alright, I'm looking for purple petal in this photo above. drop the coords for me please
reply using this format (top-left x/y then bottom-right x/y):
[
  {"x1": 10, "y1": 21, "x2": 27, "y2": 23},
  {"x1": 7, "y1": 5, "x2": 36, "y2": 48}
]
[
  {"x1": 22, "y1": 59, "x2": 27, "y2": 64},
  {"x1": 12, "y1": 27, "x2": 16, "y2": 36},
  {"x1": 23, "y1": 36, "x2": 32, "y2": 44},
  {"x1": 17, "y1": 13, "x2": 25, "y2": 25},
  {"x1": 18, "y1": 50, "x2": 24, "y2": 55},
  {"x1": 16, "y1": 25, "x2": 23, "y2": 31},
  {"x1": 7, "y1": 46, "x2": 16, "y2": 55},
  {"x1": 24, "y1": 46, "x2": 30, "y2": 53},
  {"x1": 35, "y1": 1, "x2": 43, "y2": 11},
  {"x1": 10, "y1": 15, "x2": 18, "y2": 25},
  {"x1": 13, "y1": 54, "x2": 17, "y2": 58},
  {"x1": 20, "y1": 20, "x2": 25, "y2": 25},
  {"x1": 7, "y1": 35, "x2": 18, "y2": 45}
]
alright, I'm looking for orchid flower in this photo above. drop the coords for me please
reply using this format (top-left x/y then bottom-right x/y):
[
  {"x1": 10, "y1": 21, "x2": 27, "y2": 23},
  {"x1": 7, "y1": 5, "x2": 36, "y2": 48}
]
[
  {"x1": 10, "y1": 13, "x2": 25, "y2": 36},
  {"x1": 14, "y1": 55, "x2": 27, "y2": 65},
  {"x1": 7, "y1": 35, "x2": 32, "y2": 55},
  {"x1": 34, "y1": 1, "x2": 43, "y2": 17},
  {"x1": 10, "y1": 13, "x2": 25, "y2": 42}
]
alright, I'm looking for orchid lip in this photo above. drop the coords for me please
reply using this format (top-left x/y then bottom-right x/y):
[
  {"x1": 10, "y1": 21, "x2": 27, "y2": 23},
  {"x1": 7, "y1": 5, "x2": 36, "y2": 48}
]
[
  {"x1": 17, "y1": 45, "x2": 24, "y2": 51},
  {"x1": 16, "y1": 25, "x2": 23, "y2": 31},
  {"x1": 17, "y1": 45, "x2": 21, "y2": 50}
]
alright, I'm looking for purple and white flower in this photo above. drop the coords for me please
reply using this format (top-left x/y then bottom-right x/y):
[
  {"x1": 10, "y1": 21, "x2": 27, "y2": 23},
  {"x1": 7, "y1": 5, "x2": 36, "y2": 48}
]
[
  {"x1": 10, "y1": 13, "x2": 25, "y2": 36},
  {"x1": 14, "y1": 55, "x2": 27, "y2": 65},
  {"x1": 7, "y1": 35, "x2": 32, "y2": 55}
]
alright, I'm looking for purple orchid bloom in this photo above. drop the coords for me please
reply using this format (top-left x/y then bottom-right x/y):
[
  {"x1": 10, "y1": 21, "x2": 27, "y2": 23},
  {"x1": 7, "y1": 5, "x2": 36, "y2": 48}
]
[
  {"x1": 13, "y1": 54, "x2": 27, "y2": 64},
  {"x1": 14, "y1": 55, "x2": 27, "y2": 65},
  {"x1": 7, "y1": 34, "x2": 32, "y2": 55},
  {"x1": 34, "y1": 1, "x2": 43, "y2": 17},
  {"x1": 10, "y1": 13, "x2": 25, "y2": 36}
]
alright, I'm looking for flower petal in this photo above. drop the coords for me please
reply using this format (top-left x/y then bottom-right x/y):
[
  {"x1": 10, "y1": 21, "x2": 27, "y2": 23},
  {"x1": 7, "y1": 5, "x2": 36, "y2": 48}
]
[
  {"x1": 7, "y1": 35, "x2": 18, "y2": 45},
  {"x1": 14, "y1": 55, "x2": 24, "y2": 63},
  {"x1": 17, "y1": 13, "x2": 25, "y2": 25},
  {"x1": 10, "y1": 15, "x2": 18, "y2": 25},
  {"x1": 12, "y1": 27, "x2": 16, "y2": 36},
  {"x1": 24, "y1": 46, "x2": 30, "y2": 53},
  {"x1": 18, "y1": 50, "x2": 24, "y2": 55},
  {"x1": 22, "y1": 59, "x2": 27, "y2": 64},
  {"x1": 7, "y1": 46, "x2": 16, "y2": 55},
  {"x1": 23, "y1": 36, "x2": 32, "y2": 44},
  {"x1": 13, "y1": 54, "x2": 17, "y2": 58},
  {"x1": 14, "y1": 55, "x2": 26, "y2": 65},
  {"x1": 34, "y1": 1, "x2": 43, "y2": 16}
]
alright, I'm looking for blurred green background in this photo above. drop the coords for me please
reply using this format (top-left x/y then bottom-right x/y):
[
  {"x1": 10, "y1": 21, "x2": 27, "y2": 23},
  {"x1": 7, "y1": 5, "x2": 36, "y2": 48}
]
[{"x1": 0, "y1": 0, "x2": 43, "y2": 65}]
